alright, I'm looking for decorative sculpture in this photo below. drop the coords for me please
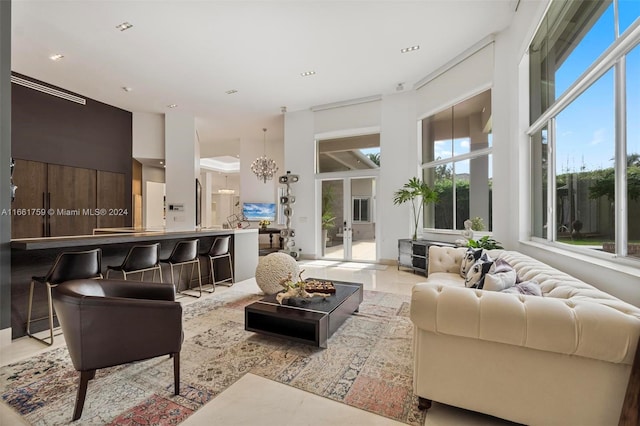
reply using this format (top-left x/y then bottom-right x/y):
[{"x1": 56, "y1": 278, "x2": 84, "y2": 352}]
[
  {"x1": 455, "y1": 218, "x2": 475, "y2": 247},
  {"x1": 279, "y1": 171, "x2": 299, "y2": 259},
  {"x1": 255, "y1": 252, "x2": 300, "y2": 295},
  {"x1": 275, "y1": 270, "x2": 331, "y2": 305}
]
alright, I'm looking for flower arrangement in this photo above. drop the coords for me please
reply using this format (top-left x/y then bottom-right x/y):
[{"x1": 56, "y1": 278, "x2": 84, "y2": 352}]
[{"x1": 259, "y1": 219, "x2": 271, "y2": 228}]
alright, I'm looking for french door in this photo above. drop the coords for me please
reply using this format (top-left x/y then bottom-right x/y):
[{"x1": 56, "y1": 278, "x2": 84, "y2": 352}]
[{"x1": 320, "y1": 177, "x2": 376, "y2": 262}]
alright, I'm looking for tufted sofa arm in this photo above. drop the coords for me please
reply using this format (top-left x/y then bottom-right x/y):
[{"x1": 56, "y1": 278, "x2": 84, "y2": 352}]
[{"x1": 411, "y1": 282, "x2": 640, "y2": 365}]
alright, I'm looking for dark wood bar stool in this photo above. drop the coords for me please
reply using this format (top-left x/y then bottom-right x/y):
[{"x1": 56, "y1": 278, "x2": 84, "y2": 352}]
[
  {"x1": 26, "y1": 248, "x2": 103, "y2": 345},
  {"x1": 160, "y1": 239, "x2": 202, "y2": 298},
  {"x1": 203, "y1": 236, "x2": 234, "y2": 292},
  {"x1": 105, "y1": 243, "x2": 162, "y2": 282}
]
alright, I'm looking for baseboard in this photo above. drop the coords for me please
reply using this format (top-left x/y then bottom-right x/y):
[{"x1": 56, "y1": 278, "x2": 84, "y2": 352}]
[{"x1": 0, "y1": 327, "x2": 11, "y2": 347}]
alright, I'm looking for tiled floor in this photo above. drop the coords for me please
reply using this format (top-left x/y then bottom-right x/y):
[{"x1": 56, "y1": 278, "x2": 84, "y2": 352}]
[{"x1": 0, "y1": 261, "x2": 514, "y2": 425}]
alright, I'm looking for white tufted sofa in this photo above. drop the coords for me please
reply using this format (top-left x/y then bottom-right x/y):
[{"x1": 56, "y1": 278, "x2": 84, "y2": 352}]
[{"x1": 411, "y1": 246, "x2": 640, "y2": 426}]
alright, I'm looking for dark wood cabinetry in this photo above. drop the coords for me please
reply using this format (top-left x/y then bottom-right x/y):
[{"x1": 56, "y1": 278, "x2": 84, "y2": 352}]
[
  {"x1": 398, "y1": 239, "x2": 456, "y2": 276},
  {"x1": 10, "y1": 159, "x2": 47, "y2": 238},
  {"x1": 47, "y1": 164, "x2": 97, "y2": 236},
  {"x1": 97, "y1": 170, "x2": 126, "y2": 229},
  {"x1": 11, "y1": 159, "x2": 125, "y2": 238}
]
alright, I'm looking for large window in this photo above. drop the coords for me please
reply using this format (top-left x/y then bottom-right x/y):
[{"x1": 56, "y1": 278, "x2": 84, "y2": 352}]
[
  {"x1": 421, "y1": 90, "x2": 492, "y2": 231},
  {"x1": 529, "y1": 0, "x2": 640, "y2": 259}
]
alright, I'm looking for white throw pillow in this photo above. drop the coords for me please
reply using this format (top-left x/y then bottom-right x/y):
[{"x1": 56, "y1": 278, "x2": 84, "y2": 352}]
[{"x1": 484, "y1": 269, "x2": 517, "y2": 291}]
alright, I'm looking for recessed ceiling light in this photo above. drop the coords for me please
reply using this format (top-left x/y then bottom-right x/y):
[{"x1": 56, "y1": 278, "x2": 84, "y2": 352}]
[
  {"x1": 301, "y1": 71, "x2": 316, "y2": 77},
  {"x1": 116, "y1": 22, "x2": 133, "y2": 31},
  {"x1": 122, "y1": 86, "x2": 133, "y2": 92},
  {"x1": 167, "y1": 104, "x2": 178, "y2": 108},
  {"x1": 225, "y1": 89, "x2": 238, "y2": 95},
  {"x1": 49, "y1": 54, "x2": 64, "y2": 61},
  {"x1": 401, "y1": 45, "x2": 420, "y2": 53},
  {"x1": 159, "y1": 161, "x2": 164, "y2": 165}
]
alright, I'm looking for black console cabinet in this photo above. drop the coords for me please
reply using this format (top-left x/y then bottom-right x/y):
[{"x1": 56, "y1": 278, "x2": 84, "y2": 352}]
[{"x1": 397, "y1": 239, "x2": 456, "y2": 276}]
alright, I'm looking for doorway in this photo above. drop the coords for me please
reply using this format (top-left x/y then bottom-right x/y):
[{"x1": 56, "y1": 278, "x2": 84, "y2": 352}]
[{"x1": 320, "y1": 177, "x2": 377, "y2": 262}]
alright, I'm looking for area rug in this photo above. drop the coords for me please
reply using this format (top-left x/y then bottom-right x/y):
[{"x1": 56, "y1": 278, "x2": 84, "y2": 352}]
[
  {"x1": 0, "y1": 289, "x2": 425, "y2": 425},
  {"x1": 299, "y1": 260, "x2": 388, "y2": 270}
]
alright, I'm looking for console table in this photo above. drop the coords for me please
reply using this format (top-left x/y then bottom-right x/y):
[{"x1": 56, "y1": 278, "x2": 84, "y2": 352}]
[
  {"x1": 259, "y1": 227, "x2": 283, "y2": 249},
  {"x1": 398, "y1": 239, "x2": 456, "y2": 276}
]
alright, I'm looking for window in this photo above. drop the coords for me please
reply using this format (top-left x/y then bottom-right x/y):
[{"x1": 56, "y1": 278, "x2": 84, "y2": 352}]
[
  {"x1": 352, "y1": 197, "x2": 370, "y2": 222},
  {"x1": 316, "y1": 134, "x2": 380, "y2": 173},
  {"x1": 529, "y1": 0, "x2": 640, "y2": 260},
  {"x1": 421, "y1": 90, "x2": 492, "y2": 231}
]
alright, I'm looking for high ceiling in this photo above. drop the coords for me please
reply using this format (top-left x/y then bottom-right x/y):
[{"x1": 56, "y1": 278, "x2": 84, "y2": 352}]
[{"x1": 10, "y1": 0, "x2": 518, "y2": 154}]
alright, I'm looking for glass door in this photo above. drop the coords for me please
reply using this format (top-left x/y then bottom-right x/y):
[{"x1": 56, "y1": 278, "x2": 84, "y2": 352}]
[{"x1": 320, "y1": 177, "x2": 376, "y2": 262}]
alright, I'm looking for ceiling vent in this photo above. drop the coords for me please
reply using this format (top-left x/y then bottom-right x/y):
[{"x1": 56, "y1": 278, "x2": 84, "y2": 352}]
[{"x1": 10, "y1": 75, "x2": 86, "y2": 105}]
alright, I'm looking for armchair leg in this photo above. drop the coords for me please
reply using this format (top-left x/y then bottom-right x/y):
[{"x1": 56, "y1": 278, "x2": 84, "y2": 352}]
[
  {"x1": 73, "y1": 370, "x2": 96, "y2": 421},
  {"x1": 173, "y1": 352, "x2": 180, "y2": 396},
  {"x1": 418, "y1": 397, "x2": 432, "y2": 411}
]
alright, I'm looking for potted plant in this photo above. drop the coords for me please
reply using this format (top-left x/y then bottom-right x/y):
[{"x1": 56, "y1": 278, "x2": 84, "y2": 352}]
[
  {"x1": 321, "y1": 185, "x2": 337, "y2": 250},
  {"x1": 393, "y1": 177, "x2": 438, "y2": 240}
]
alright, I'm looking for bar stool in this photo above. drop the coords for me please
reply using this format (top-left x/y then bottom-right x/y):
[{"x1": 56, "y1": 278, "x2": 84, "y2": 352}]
[
  {"x1": 160, "y1": 239, "x2": 202, "y2": 298},
  {"x1": 26, "y1": 248, "x2": 103, "y2": 346},
  {"x1": 204, "y1": 236, "x2": 234, "y2": 292},
  {"x1": 106, "y1": 243, "x2": 162, "y2": 282}
]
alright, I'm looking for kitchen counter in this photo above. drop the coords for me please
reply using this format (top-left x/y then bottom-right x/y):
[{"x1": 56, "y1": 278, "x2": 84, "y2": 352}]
[{"x1": 10, "y1": 228, "x2": 258, "y2": 339}]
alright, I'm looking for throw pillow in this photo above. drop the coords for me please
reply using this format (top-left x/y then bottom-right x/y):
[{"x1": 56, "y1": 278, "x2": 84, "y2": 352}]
[
  {"x1": 460, "y1": 248, "x2": 490, "y2": 278},
  {"x1": 502, "y1": 280, "x2": 542, "y2": 296},
  {"x1": 464, "y1": 258, "x2": 495, "y2": 289},
  {"x1": 483, "y1": 259, "x2": 518, "y2": 292}
]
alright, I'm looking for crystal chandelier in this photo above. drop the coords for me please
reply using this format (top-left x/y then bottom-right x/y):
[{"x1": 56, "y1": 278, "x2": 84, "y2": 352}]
[{"x1": 251, "y1": 128, "x2": 278, "y2": 183}]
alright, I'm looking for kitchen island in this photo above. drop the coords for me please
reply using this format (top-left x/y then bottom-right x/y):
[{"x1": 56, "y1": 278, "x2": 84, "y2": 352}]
[{"x1": 10, "y1": 228, "x2": 258, "y2": 339}]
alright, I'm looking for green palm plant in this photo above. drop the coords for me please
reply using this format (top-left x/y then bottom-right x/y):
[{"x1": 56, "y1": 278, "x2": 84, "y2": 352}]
[{"x1": 393, "y1": 177, "x2": 438, "y2": 240}]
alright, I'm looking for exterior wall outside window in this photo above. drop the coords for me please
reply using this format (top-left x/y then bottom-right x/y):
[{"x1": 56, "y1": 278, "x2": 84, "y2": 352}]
[{"x1": 528, "y1": 0, "x2": 640, "y2": 259}]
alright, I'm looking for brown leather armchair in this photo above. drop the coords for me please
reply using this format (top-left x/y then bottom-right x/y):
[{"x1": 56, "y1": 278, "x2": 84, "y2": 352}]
[{"x1": 52, "y1": 279, "x2": 183, "y2": 421}]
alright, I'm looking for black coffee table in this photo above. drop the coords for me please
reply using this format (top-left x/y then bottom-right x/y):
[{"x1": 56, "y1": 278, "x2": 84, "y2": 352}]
[{"x1": 245, "y1": 279, "x2": 363, "y2": 348}]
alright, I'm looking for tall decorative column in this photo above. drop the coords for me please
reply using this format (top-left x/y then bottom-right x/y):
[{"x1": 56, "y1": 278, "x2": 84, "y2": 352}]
[{"x1": 279, "y1": 171, "x2": 298, "y2": 259}]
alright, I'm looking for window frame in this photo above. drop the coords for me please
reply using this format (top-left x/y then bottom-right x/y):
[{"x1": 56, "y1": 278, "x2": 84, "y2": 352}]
[
  {"x1": 527, "y1": 2, "x2": 640, "y2": 260},
  {"x1": 352, "y1": 196, "x2": 371, "y2": 223}
]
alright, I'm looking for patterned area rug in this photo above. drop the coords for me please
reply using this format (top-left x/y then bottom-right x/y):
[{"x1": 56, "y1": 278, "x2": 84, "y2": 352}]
[{"x1": 0, "y1": 289, "x2": 425, "y2": 425}]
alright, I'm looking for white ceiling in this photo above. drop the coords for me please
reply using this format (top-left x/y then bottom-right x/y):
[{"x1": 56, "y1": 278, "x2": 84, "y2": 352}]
[{"x1": 11, "y1": 0, "x2": 518, "y2": 155}]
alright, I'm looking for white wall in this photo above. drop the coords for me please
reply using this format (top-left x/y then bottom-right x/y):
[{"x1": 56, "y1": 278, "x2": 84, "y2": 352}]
[
  {"x1": 284, "y1": 110, "x2": 315, "y2": 256},
  {"x1": 141, "y1": 165, "x2": 164, "y2": 228},
  {"x1": 132, "y1": 112, "x2": 164, "y2": 159},
  {"x1": 165, "y1": 111, "x2": 198, "y2": 231},
  {"x1": 379, "y1": 91, "x2": 419, "y2": 261},
  {"x1": 145, "y1": 181, "x2": 165, "y2": 229}
]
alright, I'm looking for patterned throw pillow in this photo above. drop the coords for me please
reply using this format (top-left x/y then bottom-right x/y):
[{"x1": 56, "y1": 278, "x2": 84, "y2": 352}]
[
  {"x1": 483, "y1": 258, "x2": 518, "y2": 291},
  {"x1": 464, "y1": 258, "x2": 495, "y2": 289},
  {"x1": 460, "y1": 248, "x2": 490, "y2": 278}
]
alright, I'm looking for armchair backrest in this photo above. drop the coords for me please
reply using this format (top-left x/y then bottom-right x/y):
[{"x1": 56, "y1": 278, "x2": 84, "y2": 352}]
[{"x1": 52, "y1": 279, "x2": 182, "y2": 372}]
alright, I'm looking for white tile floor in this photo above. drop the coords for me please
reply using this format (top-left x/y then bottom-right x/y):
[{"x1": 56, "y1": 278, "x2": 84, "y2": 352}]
[{"x1": 0, "y1": 262, "x2": 514, "y2": 425}]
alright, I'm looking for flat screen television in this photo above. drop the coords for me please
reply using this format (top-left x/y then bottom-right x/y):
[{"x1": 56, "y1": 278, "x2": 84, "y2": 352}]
[{"x1": 243, "y1": 202, "x2": 276, "y2": 221}]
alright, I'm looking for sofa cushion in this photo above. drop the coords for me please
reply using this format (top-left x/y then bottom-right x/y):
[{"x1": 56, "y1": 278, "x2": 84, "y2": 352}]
[{"x1": 428, "y1": 246, "x2": 467, "y2": 274}]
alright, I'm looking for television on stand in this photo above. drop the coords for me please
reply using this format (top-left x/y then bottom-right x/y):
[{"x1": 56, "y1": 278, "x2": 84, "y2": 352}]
[{"x1": 242, "y1": 202, "x2": 276, "y2": 221}]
